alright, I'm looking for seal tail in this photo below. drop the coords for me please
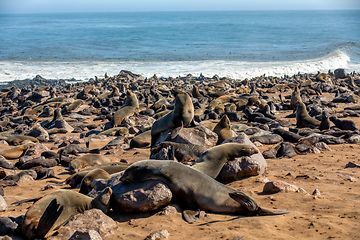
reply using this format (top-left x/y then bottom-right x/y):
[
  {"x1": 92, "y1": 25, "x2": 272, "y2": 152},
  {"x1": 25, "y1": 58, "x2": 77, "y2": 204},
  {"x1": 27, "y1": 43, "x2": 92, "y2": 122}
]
[{"x1": 37, "y1": 198, "x2": 64, "y2": 238}]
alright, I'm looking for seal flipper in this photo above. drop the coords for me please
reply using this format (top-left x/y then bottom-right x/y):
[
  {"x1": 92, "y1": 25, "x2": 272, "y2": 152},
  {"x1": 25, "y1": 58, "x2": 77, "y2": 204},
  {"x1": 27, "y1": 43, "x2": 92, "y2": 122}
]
[
  {"x1": 229, "y1": 192, "x2": 258, "y2": 213},
  {"x1": 182, "y1": 210, "x2": 200, "y2": 223},
  {"x1": 170, "y1": 121, "x2": 183, "y2": 139},
  {"x1": 255, "y1": 207, "x2": 290, "y2": 216},
  {"x1": 37, "y1": 198, "x2": 63, "y2": 238}
]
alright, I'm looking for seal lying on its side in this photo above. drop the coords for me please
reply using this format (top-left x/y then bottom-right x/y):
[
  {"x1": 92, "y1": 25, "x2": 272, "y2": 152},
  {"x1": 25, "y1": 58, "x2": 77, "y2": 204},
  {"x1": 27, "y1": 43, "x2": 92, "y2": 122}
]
[
  {"x1": 21, "y1": 187, "x2": 112, "y2": 239},
  {"x1": 120, "y1": 160, "x2": 289, "y2": 223}
]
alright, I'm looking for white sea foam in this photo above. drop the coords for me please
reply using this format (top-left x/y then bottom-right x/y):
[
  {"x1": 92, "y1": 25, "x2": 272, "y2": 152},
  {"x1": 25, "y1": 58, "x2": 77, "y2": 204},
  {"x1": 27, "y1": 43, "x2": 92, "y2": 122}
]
[{"x1": 0, "y1": 50, "x2": 358, "y2": 83}]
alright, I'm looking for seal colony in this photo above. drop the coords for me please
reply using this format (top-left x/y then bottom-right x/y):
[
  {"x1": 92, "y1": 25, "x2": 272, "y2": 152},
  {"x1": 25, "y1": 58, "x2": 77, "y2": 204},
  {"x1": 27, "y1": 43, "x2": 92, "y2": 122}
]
[{"x1": 0, "y1": 69, "x2": 359, "y2": 239}]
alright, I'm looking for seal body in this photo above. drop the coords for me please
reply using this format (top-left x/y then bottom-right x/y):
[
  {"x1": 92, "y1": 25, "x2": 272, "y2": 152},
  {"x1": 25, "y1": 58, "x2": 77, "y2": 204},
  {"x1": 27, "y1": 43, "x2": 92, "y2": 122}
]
[
  {"x1": 213, "y1": 115, "x2": 232, "y2": 145},
  {"x1": 22, "y1": 188, "x2": 112, "y2": 239},
  {"x1": 120, "y1": 160, "x2": 288, "y2": 216},
  {"x1": 192, "y1": 143, "x2": 258, "y2": 179},
  {"x1": 151, "y1": 90, "x2": 194, "y2": 146},
  {"x1": 296, "y1": 102, "x2": 320, "y2": 128}
]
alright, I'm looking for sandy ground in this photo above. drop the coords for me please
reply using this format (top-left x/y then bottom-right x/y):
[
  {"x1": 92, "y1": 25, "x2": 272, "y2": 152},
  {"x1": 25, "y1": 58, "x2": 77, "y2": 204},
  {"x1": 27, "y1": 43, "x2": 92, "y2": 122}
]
[{"x1": 1, "y1": 102, "x2": 360, "y2": 240}]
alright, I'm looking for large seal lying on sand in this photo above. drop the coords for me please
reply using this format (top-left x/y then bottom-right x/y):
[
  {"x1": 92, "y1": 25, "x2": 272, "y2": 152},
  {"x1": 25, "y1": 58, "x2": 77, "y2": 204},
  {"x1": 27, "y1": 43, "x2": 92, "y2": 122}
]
[
  {"x1": 151, "y1": 89, "x2": 194, "y2": 146},
  {"x1": 21, "y1": 187, "x2": 112, "y2": 239},
  {"x1": 120, "y1": 160, "x2": 289, "y2": 223},
  {"x1": 192, "y1": 143, "x2": 258, "y2": 179}
]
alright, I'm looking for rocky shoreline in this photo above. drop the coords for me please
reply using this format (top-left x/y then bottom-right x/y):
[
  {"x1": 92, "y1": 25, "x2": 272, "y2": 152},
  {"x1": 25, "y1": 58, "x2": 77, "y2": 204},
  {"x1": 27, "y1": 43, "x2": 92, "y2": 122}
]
[{"x1": 0, "y1": 68, "x2": 359, "y2": 240}]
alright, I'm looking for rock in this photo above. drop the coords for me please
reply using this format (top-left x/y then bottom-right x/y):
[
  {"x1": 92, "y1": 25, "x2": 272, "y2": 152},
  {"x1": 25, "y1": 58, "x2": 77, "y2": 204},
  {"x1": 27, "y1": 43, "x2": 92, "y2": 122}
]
[
  {"x1": 112, "y1": 180, "x2": 172, "y2": 213},
  {"x1": 0, "y1": 217, "x2": 19, "y2": 235},
  {"x1": 349, "y1": 134, "x2": 360, "y2": 143},
  {"x1": 27, "y1": 124, "x2": 50, "y2": 141},
  {"x1": 312, "y1": 189, "x2": 321, "y2": 199},
  {"x1": 17, "y1": 174, "x2": 35, "y2": 183},
  {"x1": 159, "y1": 205, "x2": 178, "y2": 215},
  {"x1": 334, "y1": 68, "x2": 347, "y2": 79},
  {"x1": 149, "y1": 145, "x2": 175, "y2": 160},
  {"x1": 262, "y1": 149, "x2": 277, "y2": 159},
  {"x1": 345, "y1": 161, "x2": 360, "y2": 168},
  {"x1": 314, "y1": 142, "x2": 332, "y2": 151},
  {"x1": 48, "y1": 209, "x2": 116, "y2": 240},
  {"x1": 154, "y1": 124, "x2": 218, "y2": 148},
  {"x1": 221, "y1": 133, "x2": 267, "y2": 178},
  {"x1": 276, "y1": 142, "x2": 298, "y2": 158},
  {"x1": 145, "y1": 229, "x2": 170, "y2": 240},
  {"x1": 0, "y1": 196, "x2": 7, "y2": 211},
  {"x1": 250, "y1": 134, "x2": 283, "y2": 144},
  {"x1": 25, "y1": 143, "x2": 50, "y2": 156},
  {"x1": 218, "y1": 157, "x2": 265, "y2": 181},
  {"x1": 263, "y1": 180, "x2": 307, "y2": 194},
  {"x1": 68, "y1": 230, "x2": 103, "y2": 240}
]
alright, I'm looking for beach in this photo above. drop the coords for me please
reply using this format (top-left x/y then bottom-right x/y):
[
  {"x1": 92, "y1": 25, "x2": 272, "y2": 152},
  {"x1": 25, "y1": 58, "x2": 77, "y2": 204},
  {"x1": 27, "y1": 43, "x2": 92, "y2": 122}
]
[{"x1": 0, "y1": 69, "x2": 359, "y2": 239}]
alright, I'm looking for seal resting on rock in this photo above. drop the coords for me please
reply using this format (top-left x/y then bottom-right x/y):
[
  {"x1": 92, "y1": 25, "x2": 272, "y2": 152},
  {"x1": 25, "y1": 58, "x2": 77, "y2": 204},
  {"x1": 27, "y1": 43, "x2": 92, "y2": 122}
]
[
  {"x1": 120, "y1": 160, "x2": 290, "y2": 223},
  {"x1": 151, "y1": 89, "x2": 194, "y2": 146},
  {"x1": 192, "y1": 143, "x2": 258, "y2": 179}
]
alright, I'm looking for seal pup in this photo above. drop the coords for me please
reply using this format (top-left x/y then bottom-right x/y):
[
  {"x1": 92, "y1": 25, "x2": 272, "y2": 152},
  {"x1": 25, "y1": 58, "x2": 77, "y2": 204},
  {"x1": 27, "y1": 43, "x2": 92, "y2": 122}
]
[
  {"x1": 21, "y1": 187, "x2": 112, "y2": 239},
  {"x1": 296, "y1": 102, "x2": 320, "y2": 128},
  {"x1": 151, "y1": 89, "x2": 194, "y2": 146},
  {"x1": 319, "y1": 110, "x2": 331, "y2": 131},
  {"x1": 121, "y1": 160, "x2": 289, "y2": 223},
  {"x1": 192, "y1": 143, "x2": 258, "y2": 179},
  {"x1": 290, "y1": 85, "x2": 301, "y2": 110},
  {"x1": 213, "y1": 115, "x2": 233, "y2": 145}
]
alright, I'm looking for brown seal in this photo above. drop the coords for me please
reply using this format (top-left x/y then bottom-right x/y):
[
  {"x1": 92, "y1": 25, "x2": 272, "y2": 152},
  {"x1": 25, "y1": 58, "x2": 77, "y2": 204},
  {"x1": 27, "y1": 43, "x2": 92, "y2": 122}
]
[
  {"x1": 113, "y1": 90, "x2": 139, "y2": 127},
  {"x1": 290, "y1": 85, "x2": 301, "y2": 110},
  {"x1": 68, "y1": 154, "x2": 112, "y2": 173},
  {"x1": 79, "y1": 168, "x2": 111, "y2": 195},
  {"x1": 213, "y1": 115, "x2": 232, "y2": 145},
  {"x1": 151, "y1": 89, "x2": 194, "y2": 146},
  {"x1": 21, "y1": 187, "x2": 112, "y2": 239},
  {"x1": 192, "y1": 143, "x2": 258, "y2": 178},
  {"x1": 0, "y1": 142, "x2": 35, "y2": 159},
  {"x1": 296, "y1": 102, "x2": 320, "y2": 128},
  {"x1": 120, "y1": 160, "x2": 289, "y2": 223}
]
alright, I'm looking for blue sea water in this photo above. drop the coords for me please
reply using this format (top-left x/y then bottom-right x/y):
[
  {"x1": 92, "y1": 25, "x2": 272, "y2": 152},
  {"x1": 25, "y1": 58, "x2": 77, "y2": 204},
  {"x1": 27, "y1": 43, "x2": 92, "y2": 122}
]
[{"x1": 0, "y1": 10, "x2": 359, "y2": 82}]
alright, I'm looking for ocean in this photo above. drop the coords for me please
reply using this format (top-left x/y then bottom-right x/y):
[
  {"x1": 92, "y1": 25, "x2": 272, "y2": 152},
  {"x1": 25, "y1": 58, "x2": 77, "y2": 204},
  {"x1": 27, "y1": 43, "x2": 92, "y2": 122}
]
[{"x1": 0, "y1": 10, "x2": 359, "y2": 82}]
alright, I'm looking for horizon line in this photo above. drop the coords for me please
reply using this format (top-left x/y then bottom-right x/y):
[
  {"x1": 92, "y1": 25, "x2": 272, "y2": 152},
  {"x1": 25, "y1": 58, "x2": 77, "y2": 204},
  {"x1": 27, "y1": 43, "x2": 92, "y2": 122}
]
[{"x1": 1, "y1": 9, "x2": 360, "y2": 15}]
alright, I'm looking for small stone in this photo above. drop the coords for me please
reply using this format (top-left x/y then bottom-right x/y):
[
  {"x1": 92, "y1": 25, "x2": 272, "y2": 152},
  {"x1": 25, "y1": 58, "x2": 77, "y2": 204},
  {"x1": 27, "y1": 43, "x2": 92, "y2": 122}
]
[
  {"x1": 68, "y1": 230, "x2": 103, "y2": 240},
  {"x1": 0, "y1": 196, "x2": 7, "y2": 211},
  {"x1": 253, "y1": 141, "x2": 263, "y2": 147},
  {"x1": 263, "y1": 180, "x2": 307, "y2": 194},
  {"x1": 145, "y1": 229, "x2": 170, "y2": 240},
  {"x1": 159, "y1": 205, "x2": 178, "y2": 215},
  {"x1": 345, "y1": 161, "x2": 360, "y2": 168},
  {"x1": 312, "y1": 189, "x2": 321, "y2": 199}
]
